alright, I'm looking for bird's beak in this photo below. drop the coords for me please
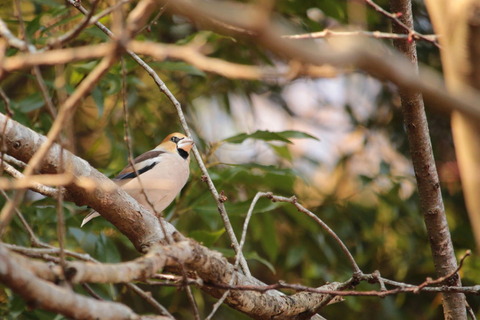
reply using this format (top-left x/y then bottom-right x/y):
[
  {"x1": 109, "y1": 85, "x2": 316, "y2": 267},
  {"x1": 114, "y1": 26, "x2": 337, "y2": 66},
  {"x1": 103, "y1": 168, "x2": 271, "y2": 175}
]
[{"x1": 178, "y1": 137, "x2": 195, "y2": 152}]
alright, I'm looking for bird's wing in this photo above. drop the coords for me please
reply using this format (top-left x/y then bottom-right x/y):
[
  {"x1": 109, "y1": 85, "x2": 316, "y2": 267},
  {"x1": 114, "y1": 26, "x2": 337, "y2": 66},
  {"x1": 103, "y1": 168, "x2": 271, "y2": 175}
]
[
  {"x1": 80, "y1": 209, "x2": 100, "y2": 227},
  {"x1": 114, "y1": 150, "x2": 166, "y2": 180}
]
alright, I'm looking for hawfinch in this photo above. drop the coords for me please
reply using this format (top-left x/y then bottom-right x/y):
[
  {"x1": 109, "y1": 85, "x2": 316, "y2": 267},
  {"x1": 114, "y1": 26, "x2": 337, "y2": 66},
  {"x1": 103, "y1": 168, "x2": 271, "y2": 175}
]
[{"x1": 81, "y1": 132, "x2": 194, "y2": 226}]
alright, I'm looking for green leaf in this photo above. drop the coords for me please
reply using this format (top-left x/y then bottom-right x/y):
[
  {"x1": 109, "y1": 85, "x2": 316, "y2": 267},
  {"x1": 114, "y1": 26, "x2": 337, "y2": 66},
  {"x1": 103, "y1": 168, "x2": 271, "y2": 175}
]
[
  {"x1": 25, "y1": 16, "x2": 42, "y2": 39},
  {"x1": 279, "y1": 130, "x2": 320, "y2": 140},
  {"x1": 270, "y1": 144, "x2": 293, "y2": 161},
  {"x1": 14, "y1": 92, "x2": 45, "y2": 113},
  {"x1": 94, "y1": 233, "x2": 121, "y2": 263},
  {"x1": 259, "y1": 213, "x2": 278, "y2": 262},
  {"x1": 223, "y1": 130, "x2": 319, "y2": 144},
  {"x1": 69, "y1": 227, "x2": 98, "y2": 255},
  {"x1": 91, "y1": 86, "x2": 104, "y2": 116},
  {"x1": 223, "y1": 130, "x2": 291, "y2": 144},
  {"x1": 224, "y1": 198, "x2": 281, "y2": 216},
  {"x1": 151, "y1": 61, "x2": 206, "y2": 77},
  {"x1": 190, "y1": 228, "x2": 225, "y2": 247},
  {"x1": 245, "y1": 251, "x2": 276, "y2": 274},
  {"x1": 31, "y1": 0, "x2": 64, "y2": 7}
]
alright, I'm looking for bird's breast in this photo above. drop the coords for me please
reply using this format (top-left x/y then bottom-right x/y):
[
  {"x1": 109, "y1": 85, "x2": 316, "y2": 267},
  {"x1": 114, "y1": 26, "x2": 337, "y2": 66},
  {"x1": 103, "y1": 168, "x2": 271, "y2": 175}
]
[{"x1": 116, "y1": 153, "x2": 190, "y2": 214}]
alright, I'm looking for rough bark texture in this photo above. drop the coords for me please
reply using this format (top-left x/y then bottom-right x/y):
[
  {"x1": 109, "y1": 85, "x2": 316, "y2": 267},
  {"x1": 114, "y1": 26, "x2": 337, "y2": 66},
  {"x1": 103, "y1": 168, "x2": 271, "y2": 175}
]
[
  {"x1": 390, "y1": 0, "x2": 466, "y2": 319},
  {"x1": 0, "y1": 113, "x2": 338, "y2": 320},
  {"x1": 0, "y1": 246, "x2": 140, "y2": 320},
  {"x1": 0, "y1": 114, "x2": 171, "y2": 252}
]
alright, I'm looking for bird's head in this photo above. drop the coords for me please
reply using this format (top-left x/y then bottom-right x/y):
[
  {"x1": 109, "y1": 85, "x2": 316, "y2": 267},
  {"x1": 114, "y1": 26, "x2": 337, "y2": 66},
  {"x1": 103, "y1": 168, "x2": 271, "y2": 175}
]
[{"x1": 158, "y1": 132, "x2": 194, "y2": 159}]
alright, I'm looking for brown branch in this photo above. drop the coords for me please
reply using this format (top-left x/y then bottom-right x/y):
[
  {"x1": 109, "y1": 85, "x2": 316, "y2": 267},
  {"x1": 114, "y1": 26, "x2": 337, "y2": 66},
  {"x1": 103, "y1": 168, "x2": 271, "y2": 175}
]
[
  {"x1": 129, "y1": 41, "x2": 284, "y2": 80},
  {"x1": 1, "y1": 161, "x2": 58, "y2": 197},
  {"x1": 0, "y1": 18, "x2": 35, "y2": 51},
  {"x1": 365, "y1": 0, "x2": 439, "y2": 46},
  {"x1": 390, "y1": 0, "x2": 466, "y2": 319},
  {"x1": 0, "y1": 113, "x2": 174, "y2": 251},
  {"x1": 284, "y1": 29, "x2": 437, "y2": 42},
  {"x1": 413, "y1": 250, "x2": 470, "y2": 293},
  {"x1": 0, "y1": 245, "x2": 168, "y2": 320},
  {"x1": 0, "y1": 114, "x2": 341, "y2": 319},
  {"x1": 162, "y1": 0, "x2": 480, "y2": 122},
  {"x1": 0, "y1": 42, "x2": 115, "y2": 74},
  {"x1": 125, "y1": 283, "x2": 175, "y2": 319},
  {"x1": 121, "y1": 58, "x2": 173, "y2": 243},
  {"x1": 257, "y1": 192, "x2": 361, "y2": 275},
  {"x1": 0, "y1": 44, "x2": 118, "y2": 236},
  {"x1": 0, "y1": 17, "x2": 57, "y2": 117},
  {"x1": 5, "y1": 243, "x2": 176, "y2": 318},
  {"x1": 47, "y1": 0, "x2": 101, "y2": 49}
]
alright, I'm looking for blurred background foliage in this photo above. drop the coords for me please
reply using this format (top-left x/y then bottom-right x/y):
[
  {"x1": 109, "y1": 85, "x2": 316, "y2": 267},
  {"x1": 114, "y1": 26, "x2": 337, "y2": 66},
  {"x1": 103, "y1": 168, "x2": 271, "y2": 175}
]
[{"x1": 0, "y1": 0, "x2": 477, "y2": 319}]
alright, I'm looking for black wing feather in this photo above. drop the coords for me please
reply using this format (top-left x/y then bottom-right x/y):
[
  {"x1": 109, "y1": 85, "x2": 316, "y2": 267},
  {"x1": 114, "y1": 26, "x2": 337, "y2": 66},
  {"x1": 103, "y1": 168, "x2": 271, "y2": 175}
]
[{"x1": 115, "y1": 161, "x2": 159, "y2": 180}]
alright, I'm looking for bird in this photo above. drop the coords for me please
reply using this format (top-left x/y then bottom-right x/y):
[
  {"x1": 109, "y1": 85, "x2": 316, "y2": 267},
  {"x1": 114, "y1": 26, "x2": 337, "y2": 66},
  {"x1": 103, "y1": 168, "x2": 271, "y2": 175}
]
[{"x1": 81, "y1": 132, "x2": 194, "y2": 227}]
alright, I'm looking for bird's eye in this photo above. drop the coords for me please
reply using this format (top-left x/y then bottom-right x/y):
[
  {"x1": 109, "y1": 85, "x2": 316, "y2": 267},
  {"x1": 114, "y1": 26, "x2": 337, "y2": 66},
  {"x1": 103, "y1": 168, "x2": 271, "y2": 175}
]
[{"x1": 170, "y1": 136, "x2": 180, "y2": 143}]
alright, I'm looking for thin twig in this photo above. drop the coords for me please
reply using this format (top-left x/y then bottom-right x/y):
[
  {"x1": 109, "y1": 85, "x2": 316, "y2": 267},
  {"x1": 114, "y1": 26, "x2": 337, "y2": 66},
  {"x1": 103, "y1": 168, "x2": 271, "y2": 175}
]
[
  {"x1": 262, "y1": 193, "x2": 362, "y2": 275},
  {"x1": 137, "y1": 4, "x2": 168, "y2": 34},
  {"x1": 365, "y1": 0, "x2": 439, "y2": 47},
  {"x1": 67, "y1": 0, "x2": 251, "y2": 276},
  {"x1": 82, "y1": 283, "x2": 104, "y2": 300},
  {"x1": 283, "y1": 29, "x2": 437, "y2": 42},
  {"x1": 0, "y1": 88, "x2": 12, "y2": 116},
  {"x1": 466, "y1": 301, "x2": 477, "y2": 320},
  {"x1": 0, "y1": 48, "x2": 117, "y2": 236},
  {"x1": 202, "y1": 258, "x2": 472, "y2": 298},
  {"x1": 56, "y1": 148, "x2": 66, "y2": 271},
  {"x1": 2, "y1": 154, "x2": 26, "y2": 168},
  {"x1": 206, "y1": 191, "x2": 265, "y2": 319},
  {"x1": 175, "y1": 258, "x2": 201, "y2": 320},
  {"x1": 47, "y1": 0, "x2": 101, "y2": 49},
  {"x1": 91, "y1": 0, "x2": 133, "y2": 24},
  {"x1": 125, "y1": 283, "x2": 175, "y2": 319},
  {"x1": 11, "y1": 1, "x2": 57, "y2": 118},
  {"x1": 121, "y1": 58, "x2": 174, "y2": 244},
  {"x1": 413, "y1": 250, "x2": 471, "y2": 293}
]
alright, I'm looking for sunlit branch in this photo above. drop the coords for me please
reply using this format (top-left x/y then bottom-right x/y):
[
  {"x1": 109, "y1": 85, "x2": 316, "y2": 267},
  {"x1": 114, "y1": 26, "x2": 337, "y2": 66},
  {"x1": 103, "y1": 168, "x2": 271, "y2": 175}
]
[
  {"x1": 47, "y1": 0, "x2": 101, "y2": 49},
  {"x1": 284, "y1": 29, "x2": 437, "y2": 42},
  {"x1": 257, "y1": 192, "x2": 362, "y2": 275},
  {"x1": 1, "y1": 161, "x2": 58, "y2": 197},
  {"x1": 66, "y1": 0, "x2": 252, "y2": 277},
  {"x1": 365, "y1": 0, "x2": 439, "y2": 46},
  {"x1": 0, "y1": 245, "x2": 167, "y2": 320},
  {"x1": 129, "y1": 40, "x2": 336, "y2": 79}
]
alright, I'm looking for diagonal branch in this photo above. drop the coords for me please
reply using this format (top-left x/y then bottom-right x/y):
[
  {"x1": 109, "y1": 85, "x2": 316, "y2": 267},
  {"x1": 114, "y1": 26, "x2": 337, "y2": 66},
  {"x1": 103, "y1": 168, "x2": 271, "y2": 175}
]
[
  {"x1": 66, "y1": 0, "x2": 252, "y2": 277},
  {"x1": 0, "y1": 113, "x2": 342, "y2": 319},
  {"x1": 0, "y1": 245, "x2": 168, "y2": 320},
  {"x1": 390, "y1": 0, "x2": 466, "y2": 318}
]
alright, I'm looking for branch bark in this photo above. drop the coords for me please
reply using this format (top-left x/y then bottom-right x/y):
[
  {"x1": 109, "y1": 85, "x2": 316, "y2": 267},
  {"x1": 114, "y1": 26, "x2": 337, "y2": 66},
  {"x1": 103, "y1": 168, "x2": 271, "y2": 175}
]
[
  {"x1": 0, "y1": 245, "x2": 168, "y2": 320},
  {"x1": 389, "y1": 0, "x2": 466, "y2": 319},
  {"x1": 0, "y1": 113, "x2": 340, "y2": 319}
]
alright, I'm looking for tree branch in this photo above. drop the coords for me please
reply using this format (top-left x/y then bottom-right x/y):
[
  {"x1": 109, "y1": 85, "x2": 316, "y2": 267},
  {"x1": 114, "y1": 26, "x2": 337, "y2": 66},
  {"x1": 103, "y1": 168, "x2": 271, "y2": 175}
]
[
  {"x1": 390, "y1": 0, "x2": 466, "y2": 318},
  {"x1": 0, "y1": 245, "x2": 168, "y2": 320},
  {"x1": 0, "y1": 113, "x2": 341, "y2": 319}
]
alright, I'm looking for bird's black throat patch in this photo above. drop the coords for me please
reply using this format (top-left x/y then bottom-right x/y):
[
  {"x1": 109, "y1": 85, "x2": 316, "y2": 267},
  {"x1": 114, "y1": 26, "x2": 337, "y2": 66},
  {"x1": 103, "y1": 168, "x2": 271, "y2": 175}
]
[{"x1": 178, "y1": 148, "x2": 189, "y2": 160}]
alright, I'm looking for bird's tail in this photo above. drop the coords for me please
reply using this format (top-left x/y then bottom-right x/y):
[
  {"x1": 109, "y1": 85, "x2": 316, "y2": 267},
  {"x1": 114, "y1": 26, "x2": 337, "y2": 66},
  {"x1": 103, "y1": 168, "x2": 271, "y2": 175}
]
[{"x1": 81, "y1": 210, "x2": 100, "y2": 227}]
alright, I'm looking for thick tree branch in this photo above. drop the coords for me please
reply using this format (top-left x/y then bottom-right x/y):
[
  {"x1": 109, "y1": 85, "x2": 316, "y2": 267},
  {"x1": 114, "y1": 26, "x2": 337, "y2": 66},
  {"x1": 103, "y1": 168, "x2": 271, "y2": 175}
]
[
  {"x1": 0, "y1": 112, "x2": 171, "y2": 251},
  {"x1": 165, "y1": 0, "x2": 480, "y2": 122},
  {"x1": 390, "y1": 0, "x2": 466, "y2": 319},
  {"x1": 0, "y1": 113, "x2": 341, "y2": 319},
  {"x1": 0, "y1": 245, "x2": 167, "y2": 320}
]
